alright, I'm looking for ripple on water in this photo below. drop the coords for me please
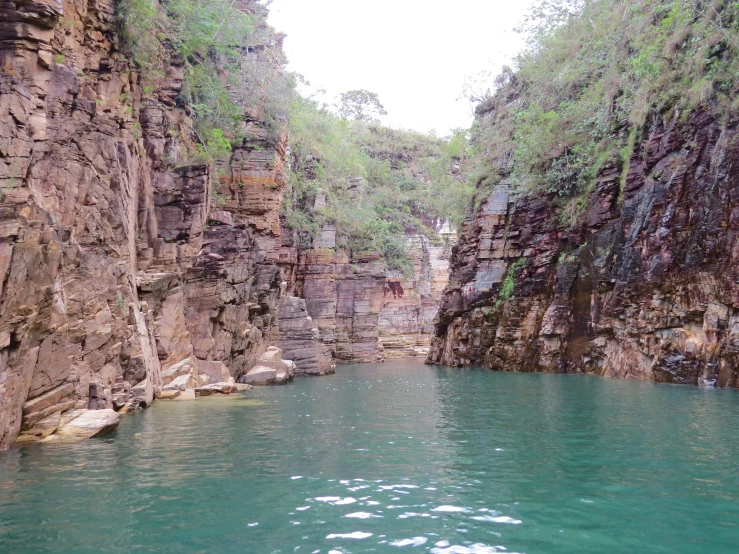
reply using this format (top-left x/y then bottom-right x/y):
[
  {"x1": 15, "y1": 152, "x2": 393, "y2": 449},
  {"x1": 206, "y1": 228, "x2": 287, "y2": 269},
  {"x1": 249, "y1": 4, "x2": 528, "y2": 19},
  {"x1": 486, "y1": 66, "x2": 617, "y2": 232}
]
[
  {"x1": 432, "y1": 505, "x2": 472, "y2": 513},
  {"x1": 3, "y1": 362, "x2": 739, "y2": 553},
  {"x1": 326, "y1": 532, "x2": 373, "y2": 539},
  {"x1": 390, "y1": 536, "x2": 428, "y2": 546},
  {"x1": 471, "y1": 515, "x2": 522, "y2": 524},
  {"x1": 431, "y1": 543, "x2": 516, "y2": 553}
]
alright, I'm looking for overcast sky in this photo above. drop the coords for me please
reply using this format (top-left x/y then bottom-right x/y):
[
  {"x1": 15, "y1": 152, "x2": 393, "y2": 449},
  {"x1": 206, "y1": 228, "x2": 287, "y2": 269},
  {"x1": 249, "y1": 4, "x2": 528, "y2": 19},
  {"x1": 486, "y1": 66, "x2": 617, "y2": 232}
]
[{"x1": 268, "y1": 0, "x2": 535, "y2": 135}]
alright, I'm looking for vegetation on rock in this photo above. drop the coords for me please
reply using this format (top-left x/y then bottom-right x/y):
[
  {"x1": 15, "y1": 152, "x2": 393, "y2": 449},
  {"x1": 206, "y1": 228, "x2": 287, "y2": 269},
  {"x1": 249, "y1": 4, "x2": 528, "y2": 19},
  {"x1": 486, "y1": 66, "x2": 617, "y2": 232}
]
[
  {"x1": 118, "y1": 2, "x2": 474, "y2": 277},
  {"x1": 118, "y1": 0, "x2": 291, "y2": 160},
  {"x1": 283, "y1": 92, "x2": 474, "y2": 275},
  {"x1": 469, "y1": 0, "x2": 739, "y2": 223}
]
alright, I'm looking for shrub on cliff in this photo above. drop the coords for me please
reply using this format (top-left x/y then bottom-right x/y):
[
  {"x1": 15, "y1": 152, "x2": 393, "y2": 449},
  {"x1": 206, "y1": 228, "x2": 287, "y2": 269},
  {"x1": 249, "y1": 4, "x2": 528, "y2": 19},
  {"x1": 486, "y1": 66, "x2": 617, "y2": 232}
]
[
  {"x1": 470, "y1": 0, "x2": 739, "y2": 222},
  {"x1": 283, "y1": 93, "x2": 473, "y2": 275},
  {"x1": 118, "y1": 0, "x2": 291, "y2": 160}
]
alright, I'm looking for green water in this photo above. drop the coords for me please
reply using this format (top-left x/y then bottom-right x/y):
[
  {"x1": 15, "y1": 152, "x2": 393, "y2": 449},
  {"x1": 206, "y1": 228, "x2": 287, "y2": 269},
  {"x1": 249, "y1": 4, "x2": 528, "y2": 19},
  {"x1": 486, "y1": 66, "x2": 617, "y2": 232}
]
[{"x1": 2, "y1": 362, "x2": 739, "y2": 553}]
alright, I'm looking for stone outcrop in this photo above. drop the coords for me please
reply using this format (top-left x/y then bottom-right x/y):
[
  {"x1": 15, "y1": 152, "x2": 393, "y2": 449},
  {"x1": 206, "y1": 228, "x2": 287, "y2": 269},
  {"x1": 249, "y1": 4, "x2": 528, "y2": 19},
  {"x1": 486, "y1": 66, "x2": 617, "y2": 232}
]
[
  {"x1": 241, "y1": 346, "x2": 295, "y2": 385},
  {"x1": 280, "y1": 222, "x2": 453, "y2": 363},
  {"x1": 0, "y1": 0, "x2": 327, "y2": 448},
  {"x1": 38, "y1": 409, "x2": 119, "y2": 444},
  {"x1": 379, "y1": 224, "x2": 455, "y2": 359},
  {"x1": 429, "y1": 109, "x2": 739, "y2": 387},
  {"x1": 293, "y1": 249, "x2": 387, "y2": 363},
  {"x1": 275, "y1": 295, "x2": 335, "y2": 375}
]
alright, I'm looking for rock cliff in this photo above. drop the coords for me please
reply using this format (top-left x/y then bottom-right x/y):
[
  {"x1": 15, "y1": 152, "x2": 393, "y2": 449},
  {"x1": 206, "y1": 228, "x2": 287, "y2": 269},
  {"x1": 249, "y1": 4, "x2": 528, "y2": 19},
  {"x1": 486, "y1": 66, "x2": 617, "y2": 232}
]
[
  {"x1": 280, "y1": 123, "x2": 464, "y2": 363},
  {"x1": 429, "y1": 108, "x2": 739, "y2": 386},
  {"x1": 378, "y1": 226, "x2": 454, "y2": 359},
  {"x1": 0, "y1": 0, "x2": 326, "y2": 448},
  {"x1": 278, "y1": 224, "x2": 453, "y2": 363}
]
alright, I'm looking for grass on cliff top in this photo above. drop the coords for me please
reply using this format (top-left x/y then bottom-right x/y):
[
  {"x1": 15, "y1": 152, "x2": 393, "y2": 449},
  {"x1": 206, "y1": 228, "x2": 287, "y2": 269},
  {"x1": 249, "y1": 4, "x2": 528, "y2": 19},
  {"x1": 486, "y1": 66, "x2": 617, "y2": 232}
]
[
  {"x1": 282, "y1": 93, "x2": 474, "y2": 276},
  {"x1": 469, "y1": 0, "x2": 739, "y2": 223}
]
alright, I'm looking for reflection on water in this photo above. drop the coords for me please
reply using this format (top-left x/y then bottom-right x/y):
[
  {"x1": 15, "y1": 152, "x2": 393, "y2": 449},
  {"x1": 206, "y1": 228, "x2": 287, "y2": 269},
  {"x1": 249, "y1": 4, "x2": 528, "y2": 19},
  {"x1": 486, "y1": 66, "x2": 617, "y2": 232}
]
[{"x1": 2, "y1": 362, "x2": 739, "y2": 553}]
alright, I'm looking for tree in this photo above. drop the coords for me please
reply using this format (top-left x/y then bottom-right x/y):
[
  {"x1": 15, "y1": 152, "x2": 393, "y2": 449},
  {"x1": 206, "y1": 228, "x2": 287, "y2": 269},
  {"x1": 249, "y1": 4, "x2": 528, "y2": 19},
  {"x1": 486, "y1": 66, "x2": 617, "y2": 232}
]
[{"x1": 338, "y1": 89, "x2": 388, "y2": 122}]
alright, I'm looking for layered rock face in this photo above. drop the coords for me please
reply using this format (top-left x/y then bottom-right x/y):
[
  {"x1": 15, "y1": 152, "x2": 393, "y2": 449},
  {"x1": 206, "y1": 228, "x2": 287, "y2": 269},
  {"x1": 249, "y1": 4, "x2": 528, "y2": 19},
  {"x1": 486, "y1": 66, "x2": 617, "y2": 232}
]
[
  {"x1": 294, "y1": 249, "x2": 387, "y2": 363},
  {"x1": 279, "y1": 222, "x2": 453, "y2": 363},
  {"x1": 379, "y1": 226, "x2": 454, "y2": 359},
  {"x1": 0, "y1": 0, "x2": 319, "y2": 448},
  {"x1": 429, "y1": 110, "x2": 739, "y2": 386},
  {"x1": 275, "y1": 295, "x2": 334, "y2": 375}
]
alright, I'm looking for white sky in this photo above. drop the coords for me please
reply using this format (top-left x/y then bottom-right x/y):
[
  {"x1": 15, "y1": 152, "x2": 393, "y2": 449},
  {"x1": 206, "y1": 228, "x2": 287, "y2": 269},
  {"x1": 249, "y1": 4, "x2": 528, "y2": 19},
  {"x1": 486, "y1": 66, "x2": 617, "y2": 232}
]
[{"x1": 268, "y1": 0, "x2": 535, "y2": 135}]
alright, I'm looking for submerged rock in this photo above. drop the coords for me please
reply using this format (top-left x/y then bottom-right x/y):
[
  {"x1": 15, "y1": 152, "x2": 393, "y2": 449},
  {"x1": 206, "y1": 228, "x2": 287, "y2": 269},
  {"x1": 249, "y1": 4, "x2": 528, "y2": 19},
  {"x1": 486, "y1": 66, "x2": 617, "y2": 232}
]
[
  {"x1": 40, "y1": 410, "x2": 119, "y2": 443},
  {"x1": 175, "y1": 390, "x2": 197, "y2": 401}
]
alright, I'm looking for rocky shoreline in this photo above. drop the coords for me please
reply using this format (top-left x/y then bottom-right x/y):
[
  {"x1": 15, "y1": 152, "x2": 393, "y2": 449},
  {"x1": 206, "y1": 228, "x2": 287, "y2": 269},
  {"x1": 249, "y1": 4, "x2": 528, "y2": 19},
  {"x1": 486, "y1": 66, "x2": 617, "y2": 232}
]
[{"x1": 429, "y1": 108, "x2": 739, "y2": 385}]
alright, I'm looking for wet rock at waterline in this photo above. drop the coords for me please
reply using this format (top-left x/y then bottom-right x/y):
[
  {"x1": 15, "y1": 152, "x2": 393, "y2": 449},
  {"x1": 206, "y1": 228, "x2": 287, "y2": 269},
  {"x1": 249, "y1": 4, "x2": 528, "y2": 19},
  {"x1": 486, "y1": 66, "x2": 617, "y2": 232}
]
[
  {"x1": 275, "y1": 296, "x2": 335, "y2": 376},
  {"x1": 39, "y1": 410, "x2": 120, "y2": 444},
  {"x1": 241, "y1": 347, "x2": 296, "y2": 386},
  {"x1": 429, "y1": 109, "x2": 739, "y2": 386}
]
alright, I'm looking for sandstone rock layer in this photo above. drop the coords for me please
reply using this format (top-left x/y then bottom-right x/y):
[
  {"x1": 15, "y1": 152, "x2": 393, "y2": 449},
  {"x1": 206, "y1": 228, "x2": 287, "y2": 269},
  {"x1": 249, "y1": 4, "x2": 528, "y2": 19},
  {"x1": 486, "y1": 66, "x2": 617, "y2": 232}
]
[
  {"x1": 0, "y1": 0, "x2": 324, "y2": 448},
  {"x1": 429, "y1": 110, "x2": 739, "y2": 387}
]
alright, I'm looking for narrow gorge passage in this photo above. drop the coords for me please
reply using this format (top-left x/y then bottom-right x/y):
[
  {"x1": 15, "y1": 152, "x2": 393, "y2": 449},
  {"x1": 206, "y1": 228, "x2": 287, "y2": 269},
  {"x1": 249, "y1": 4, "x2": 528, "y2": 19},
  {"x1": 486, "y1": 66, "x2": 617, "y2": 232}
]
[
  {"x1": 0, "y1": 0, "x2": 464, "y2": 448},
  {"x1": 1, "y1": 0, "x2": 739, "y2": 551}
]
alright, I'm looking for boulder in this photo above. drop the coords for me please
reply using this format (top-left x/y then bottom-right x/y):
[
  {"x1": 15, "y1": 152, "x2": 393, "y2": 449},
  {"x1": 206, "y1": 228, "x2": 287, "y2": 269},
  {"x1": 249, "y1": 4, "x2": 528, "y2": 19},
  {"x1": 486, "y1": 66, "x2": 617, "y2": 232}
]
[
  {"x1": 163, "y1": 373, "x2": 196, "y2": 392},
  {"x1": 195, "y1": 382, "x2": 235, "y2": 395},
  {"x1": 259, "y1": 346, "x2": 283, "y2": 363},
  {"x1": 14, "y1": 412, "x2": 62, "y2": 444},
  {"x1": 240, "y1": 347, "x2": 296, "y2": 386},
  {"x1": 41, "y1": 410, "x2": 119, "y2": 443},
  {"x1": 274, "y1": 360, "x2": 296, "y2": 384},
  {"x1": 242, "y1": 365, "x2": 276, "y2": 385},
  {"x1": 161, "y1": 357, "x2": 198, "y2": 386},
  {"x1": 196, "y1": 374, "x2": 210, "y2": 386},
  {"x1": 196, "y1": 359, "x2": 232, "y2": 384}
]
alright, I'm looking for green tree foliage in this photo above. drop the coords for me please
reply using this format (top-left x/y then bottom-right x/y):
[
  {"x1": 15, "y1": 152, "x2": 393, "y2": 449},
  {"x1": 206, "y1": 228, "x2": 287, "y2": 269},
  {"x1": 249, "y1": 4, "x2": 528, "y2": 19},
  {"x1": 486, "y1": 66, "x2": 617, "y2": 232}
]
[
  {"x1": 338, "y1": 89, "x2": 388, "y2": 123},
  {"x1": 469, "y1": 0, "x2": 739, "y2": 223},
  {"x1": 284, "y1": 93, "x2": 474, "y2": 276},
  {"x1": 118, "y1": 0, "x2": 292, "y2": 161}
]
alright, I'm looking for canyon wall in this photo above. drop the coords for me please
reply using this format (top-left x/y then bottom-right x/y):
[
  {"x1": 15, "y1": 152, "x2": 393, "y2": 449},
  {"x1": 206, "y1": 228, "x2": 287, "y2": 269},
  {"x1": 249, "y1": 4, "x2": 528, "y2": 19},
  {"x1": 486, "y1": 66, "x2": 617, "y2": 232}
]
[
  {"x1": 280, "y1": 221, "x2": 453, "y2": 363},
  {"x1": 0, "y1": 0, "x2": 329, "y2": 448},
  {"x1": 378, "y1": 227, "x2": 454, "y2": 359},
  {"x1": 429, "y1": 108, "x2": 739, "y2": 386}
]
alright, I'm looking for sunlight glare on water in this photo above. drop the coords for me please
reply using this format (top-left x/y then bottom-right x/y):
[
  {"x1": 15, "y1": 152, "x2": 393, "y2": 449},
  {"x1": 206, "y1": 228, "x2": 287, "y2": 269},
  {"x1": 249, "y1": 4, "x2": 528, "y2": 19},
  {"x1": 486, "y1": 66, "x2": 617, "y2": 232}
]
[{"x1": 2, "y1": 361, "x2": 739, "y2": 553}]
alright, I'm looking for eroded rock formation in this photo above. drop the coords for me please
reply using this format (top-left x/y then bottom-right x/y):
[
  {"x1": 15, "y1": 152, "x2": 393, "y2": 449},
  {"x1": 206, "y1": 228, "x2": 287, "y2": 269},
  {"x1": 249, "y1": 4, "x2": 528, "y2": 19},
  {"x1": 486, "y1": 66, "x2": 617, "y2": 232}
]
[
  {"x1": 275, "y1": 295, "x2": 334, "y2": 375},
  {"x1": 379, "y1": 226, "x2": 454, "y2": 359},
  {"x1": 0, "y1": 0, "x2": 326, "y2": 448},
  {"x1": 278, "y1": 229, "x2": 453, "y2": 364},
  {"x1": 429, "y1": 109, "x2": 739, "y2": 386}
]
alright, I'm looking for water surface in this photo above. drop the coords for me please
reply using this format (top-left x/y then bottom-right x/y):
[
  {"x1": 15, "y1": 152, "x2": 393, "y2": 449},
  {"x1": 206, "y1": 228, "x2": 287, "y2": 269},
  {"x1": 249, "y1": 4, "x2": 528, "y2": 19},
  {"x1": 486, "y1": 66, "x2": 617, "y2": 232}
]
[{"x1": 2, "y1": 362, "x2": 739, "y2": 553}]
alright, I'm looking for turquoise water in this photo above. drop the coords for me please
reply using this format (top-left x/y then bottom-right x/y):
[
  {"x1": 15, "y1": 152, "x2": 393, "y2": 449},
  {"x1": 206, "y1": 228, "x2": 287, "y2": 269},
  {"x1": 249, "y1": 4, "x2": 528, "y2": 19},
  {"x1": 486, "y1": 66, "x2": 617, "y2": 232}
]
[{"x1": 2, "y1": 362, "x2": 739, "y2": 553}]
